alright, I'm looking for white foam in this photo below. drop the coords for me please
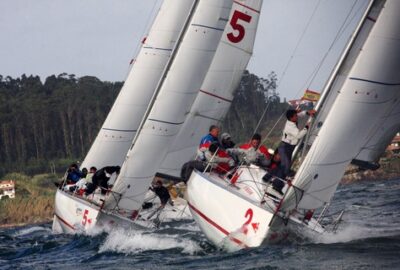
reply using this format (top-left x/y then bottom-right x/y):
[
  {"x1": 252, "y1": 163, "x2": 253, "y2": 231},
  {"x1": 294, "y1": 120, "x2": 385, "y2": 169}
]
[
  {"x1": 310, "y1": 223, "x2": 382, "y2": 244},
  {"x1": 13, "y1": 226, "x2": 51, "y2": 237},
  {"x1": 99, "y1": 229, "x2": 201, "y2": 255},
  {"x1": 85, "y1": 224, "x2": 110, "y2": 236},
  {"x1": 164, "y1": 222, "x2": 201, "y2": 232}
]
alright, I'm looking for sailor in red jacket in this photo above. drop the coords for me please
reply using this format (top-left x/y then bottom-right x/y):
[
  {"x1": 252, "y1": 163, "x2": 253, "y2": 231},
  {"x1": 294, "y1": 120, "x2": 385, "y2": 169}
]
[
  {"x1": 205, "y1": 143, "x2": 235, "y2": 174},
  {"x1": 228, "y1": 133, "x2": 271, "y2": 167}
]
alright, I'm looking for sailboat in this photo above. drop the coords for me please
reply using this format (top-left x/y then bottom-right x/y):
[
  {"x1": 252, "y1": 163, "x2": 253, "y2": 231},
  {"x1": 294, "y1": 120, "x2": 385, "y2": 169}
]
[
  {"x1": 52, "y1": 0, "x2": 262, "y2": 234},
  {"x1": 187, "y1": 0, "x2": 400, "y2": 249}
]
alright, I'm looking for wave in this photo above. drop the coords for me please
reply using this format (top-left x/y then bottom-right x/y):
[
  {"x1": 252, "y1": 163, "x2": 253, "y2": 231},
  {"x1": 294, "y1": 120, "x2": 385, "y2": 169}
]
[
  {"x1": 98, "y1": 228, "x2": 201, "y2": 255},
  {"x1": 12, "y1": 225, "x2": 52, "y2": 237},
  {"x1": 307, "y1": 222, "x2": 400, "y2": 244}
]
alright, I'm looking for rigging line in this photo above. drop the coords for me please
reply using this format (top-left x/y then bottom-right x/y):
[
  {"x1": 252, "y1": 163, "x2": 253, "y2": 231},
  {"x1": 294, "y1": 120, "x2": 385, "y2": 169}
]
[
  {"x1": 298, "y1": 0, "x2": 372, "y2": 163},
  {"x1": 123, "y1": 0, "x2": 161, "y2": 79},
  {"x1": 242, "y1": 169, "x2": 265, "y2": 201},
  {"x1": 298, "y1": 0, "x2": 363, "y2": 95},
  {"x1": 252, "y1": 99, "x2": 271, "y2": 136},
  {"x1": 260, "y1": 66, "x2": 317, "y2": 146},
  {"x1": 276, "y1": 0, "x2": 322, "y2": 90},
  {"x1": 262, "y1": 0, "x2": 364, "y2": 147},
  {"x1": 303, "y1": 0, "x2": 362, "y2": 92}
]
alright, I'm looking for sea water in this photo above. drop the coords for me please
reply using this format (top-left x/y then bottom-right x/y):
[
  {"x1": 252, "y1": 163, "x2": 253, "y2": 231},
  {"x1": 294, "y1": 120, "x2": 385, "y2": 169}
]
[{"x1": 1, "y1": 178, "x2": 400, "y2": 270}]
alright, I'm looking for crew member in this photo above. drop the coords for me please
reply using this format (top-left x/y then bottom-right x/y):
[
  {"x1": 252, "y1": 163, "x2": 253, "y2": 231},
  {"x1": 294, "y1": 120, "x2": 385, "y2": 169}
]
[
  {"x1": 279, "y1": 109, "x2": 315, "y2": 177},
  {"x1": 197, "y1": 125, "x2": 220, "y2": 161},
  {"x1": 228, "y1": 133, "x2": 271, "y2": 167}
]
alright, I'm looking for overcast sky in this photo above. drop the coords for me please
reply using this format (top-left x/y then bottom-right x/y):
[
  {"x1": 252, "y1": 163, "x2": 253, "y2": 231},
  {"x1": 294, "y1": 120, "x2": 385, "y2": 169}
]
[{"x1": 0, "y1": 0, "x2": 369, "y2": 100}]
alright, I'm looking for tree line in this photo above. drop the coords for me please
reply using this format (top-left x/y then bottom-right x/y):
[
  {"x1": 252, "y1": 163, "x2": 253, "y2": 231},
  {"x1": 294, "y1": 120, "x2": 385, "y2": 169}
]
[{"x1": 0, "y1": 71, "x2": 285, "y2": 177}]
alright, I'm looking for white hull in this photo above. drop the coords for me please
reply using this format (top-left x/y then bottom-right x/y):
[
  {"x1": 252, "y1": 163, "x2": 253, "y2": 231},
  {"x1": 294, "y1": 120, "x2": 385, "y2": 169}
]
[
  {"x1": 52, "y1": 189, "x2": 191, "y2": 234},
  {"x1": 186, "y1": 168, "x2": 287, "y2": 249},
  {"x1": 187, "y1": 167, "x2": 324, "y2": 250},
  {"x1": 52, "y1": 189, "x2": 101, "y2": 233}
]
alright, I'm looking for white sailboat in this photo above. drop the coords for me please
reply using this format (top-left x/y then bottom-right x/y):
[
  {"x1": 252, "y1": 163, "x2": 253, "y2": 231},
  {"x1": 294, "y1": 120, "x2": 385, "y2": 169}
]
[
  {"x1": 187, "y1": 0, "x2": 400, "y2": 249},
  {"x1": 52, "y1": 0, "x2": 234, "y2": 233}
]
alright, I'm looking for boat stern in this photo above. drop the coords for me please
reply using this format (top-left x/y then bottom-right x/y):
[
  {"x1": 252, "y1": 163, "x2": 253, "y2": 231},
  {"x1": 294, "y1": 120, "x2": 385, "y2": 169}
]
[
  {"x1": 187, "y1": 170, "x2": 279, "y2": 249},
  {"x1": 52, "y1": 189, "x2": 100, "y2": 234}
]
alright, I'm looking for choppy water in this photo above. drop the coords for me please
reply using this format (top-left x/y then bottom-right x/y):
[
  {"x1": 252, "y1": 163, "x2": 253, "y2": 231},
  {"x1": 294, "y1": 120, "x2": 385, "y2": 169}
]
[{"x1": 1, "y1": 178, "x2": 400, "y2": 270}]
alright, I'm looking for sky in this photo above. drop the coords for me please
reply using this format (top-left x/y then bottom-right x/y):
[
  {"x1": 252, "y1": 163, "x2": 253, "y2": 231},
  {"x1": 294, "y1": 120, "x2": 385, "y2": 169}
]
[{"x1": 0, "y1": 0, "x2": 369, "y2": 100}]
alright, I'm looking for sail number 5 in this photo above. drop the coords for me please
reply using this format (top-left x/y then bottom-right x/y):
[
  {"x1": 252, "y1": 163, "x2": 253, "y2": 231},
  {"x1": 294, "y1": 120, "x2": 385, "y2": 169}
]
[
  {"x1": 82, "y1": 209, "x2": 89, "y2": 226},
  {"x1": 227, "y1": 10, "x2": 252, "y2": 43}
]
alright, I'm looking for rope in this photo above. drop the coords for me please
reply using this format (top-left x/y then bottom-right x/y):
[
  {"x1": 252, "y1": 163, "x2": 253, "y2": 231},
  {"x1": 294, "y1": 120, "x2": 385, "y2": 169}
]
[
  {"x1": 277, "y1": 0, "x2": 323, "y2": 90},
  {"x1": 122, "y1": 0, "x2": 161, "y2": 79},
  {"x1": 261, "y1": 0, "x2": 364, "y2": 147},
  {"x1": 252, "y1": 100, "x2": 271, "y2": 135}
]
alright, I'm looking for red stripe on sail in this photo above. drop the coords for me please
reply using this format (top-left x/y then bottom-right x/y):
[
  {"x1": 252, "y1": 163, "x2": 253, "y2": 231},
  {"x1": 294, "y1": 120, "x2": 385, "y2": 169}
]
[
  {"x1": 199, "y1": 90, "x2": 232, "y2": 103},
  {"x1": 233, "y1": 1, "x2": 260, "y2": 13}
]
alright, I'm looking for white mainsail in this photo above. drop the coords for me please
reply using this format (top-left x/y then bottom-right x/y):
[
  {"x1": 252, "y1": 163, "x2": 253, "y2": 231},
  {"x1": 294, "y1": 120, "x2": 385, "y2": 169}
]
[
  {"x1": 105, "y1": 0, "x2": 234, "y2": 212},
  {"x1": 306, "y1": 0, "x2": 382, "y2": 149},
  {"x1": 80, "y1": 0, "x2": 196, "y2": 169},
  {"x1": 159, "y1": 0, "x2": 263, "y2": 176},
  {"x1": 282, "y1": 0, "x2": 400, "y2": 211},
  {"x1": 353, "y1": 100, "x2": 400, "y2": 165}
]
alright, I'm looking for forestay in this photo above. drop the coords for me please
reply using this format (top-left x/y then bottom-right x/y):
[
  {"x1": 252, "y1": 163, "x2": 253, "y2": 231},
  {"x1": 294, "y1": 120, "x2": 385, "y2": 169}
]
[
  {"x1": 282, "y1": 0, "x2": 400, "y2": 211},
  {"x1": 159, "y1": 0, "x2": 264, "y2": 176},
  {"x1": 81, "y1": 0, "x2": 196, "y2": 169},
  {"x1": 106, "y1": 0, "x2": 233, "y2": 212}
]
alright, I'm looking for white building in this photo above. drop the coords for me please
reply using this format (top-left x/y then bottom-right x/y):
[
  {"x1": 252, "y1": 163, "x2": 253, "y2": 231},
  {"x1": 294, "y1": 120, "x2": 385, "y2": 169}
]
[{"x1": 0, "y1": 180, "x2": 15, "y2": 200}]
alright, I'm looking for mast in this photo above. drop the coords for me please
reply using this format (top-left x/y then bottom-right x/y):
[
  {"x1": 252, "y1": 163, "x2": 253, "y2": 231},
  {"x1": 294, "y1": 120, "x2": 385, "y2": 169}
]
[
  {"x1": 282, "y1": 0, "x2": 400, "y2": 212},
  {"x1": 160, "y1": 0, "x2": 264, "y2": 176},
  {"x1": 80, "y1": 0, "x2": 196, "y2": 170},
  {"x1": 127, "y1": 0, "x2": 201, "y2": 154},
  {"x1": 293, "y1": 0, "x2": 378, "y2": 160},
  {"x1": 105, "y1": 0, "x2": 234, "y2": 212}
]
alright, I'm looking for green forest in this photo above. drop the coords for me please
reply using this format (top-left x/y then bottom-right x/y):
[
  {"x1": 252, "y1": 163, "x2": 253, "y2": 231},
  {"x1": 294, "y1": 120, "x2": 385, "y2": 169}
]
[{"x1": 0, "y1": 71, "x2": 287, "y2": 178}]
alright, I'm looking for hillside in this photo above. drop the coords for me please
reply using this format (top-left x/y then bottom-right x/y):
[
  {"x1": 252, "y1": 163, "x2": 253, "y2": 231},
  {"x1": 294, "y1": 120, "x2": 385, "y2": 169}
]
[
  {"x1": 0, "y1": 173, "x2": 57, "y2": 226},
  {"x1": 0, "y1": 71, "x2": 281, "y2": 178}
]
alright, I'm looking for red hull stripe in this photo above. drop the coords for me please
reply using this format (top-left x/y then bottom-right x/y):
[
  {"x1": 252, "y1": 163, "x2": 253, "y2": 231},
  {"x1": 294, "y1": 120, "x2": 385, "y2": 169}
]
[
  {"x1": 233, "y1": 1, "x2": 260, "y2": 14},
  {"x1": 199, "y1": 90, "x2": 233, "y2": 103},
  {"x1": 188, "y1": 202, "x2": 248, "y2": 248},
  {"x1": 55, "y1": 214, "x2": 76, "y2": 231}
]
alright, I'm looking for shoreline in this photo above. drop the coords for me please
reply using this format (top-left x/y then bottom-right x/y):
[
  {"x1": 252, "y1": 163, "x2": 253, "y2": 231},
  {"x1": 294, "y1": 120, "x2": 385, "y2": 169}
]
[{"x1": 0, "y1": 218, "x2": 53, "y2": 229}]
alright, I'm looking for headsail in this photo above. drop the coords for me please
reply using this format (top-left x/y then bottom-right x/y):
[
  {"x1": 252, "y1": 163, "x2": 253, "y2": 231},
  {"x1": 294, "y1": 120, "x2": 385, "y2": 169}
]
[
  {"x1": 80, "y1": 0, "x2": 196, "y2": 169},
  {"x1": 105, "y1": 0, "x2": 234, "y2": 212},
  {"x1": 159, "y1": 0, "x2": 264, "y2": 176},
  {"x1": 282, "y1": 0, "x2": 400, "y2": 211}
]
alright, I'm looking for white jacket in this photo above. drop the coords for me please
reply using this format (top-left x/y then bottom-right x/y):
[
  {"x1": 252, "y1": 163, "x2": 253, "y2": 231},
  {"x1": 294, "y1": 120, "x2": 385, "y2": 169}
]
[{"x1": 281, "y1": 111, "x2": 308, "y2": 146}]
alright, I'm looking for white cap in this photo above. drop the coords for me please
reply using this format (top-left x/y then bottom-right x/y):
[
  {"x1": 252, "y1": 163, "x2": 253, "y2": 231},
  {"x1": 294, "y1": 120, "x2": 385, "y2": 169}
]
[{"x1": 221, "y1": 132, "x2": 231, "y2": 140}]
